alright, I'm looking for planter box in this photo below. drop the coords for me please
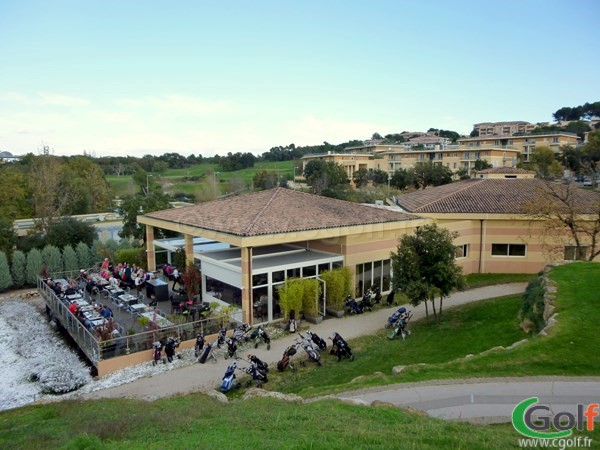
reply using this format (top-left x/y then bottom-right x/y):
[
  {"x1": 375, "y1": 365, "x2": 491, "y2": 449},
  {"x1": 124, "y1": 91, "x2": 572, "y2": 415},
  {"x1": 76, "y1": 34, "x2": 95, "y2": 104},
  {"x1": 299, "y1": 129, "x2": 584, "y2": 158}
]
[
  {"x1": 326, "y1": 307, "x2": 345, "y2": 318},
  {"x1": 303, "y1": 314, "x2": 323, "y2": 325}
]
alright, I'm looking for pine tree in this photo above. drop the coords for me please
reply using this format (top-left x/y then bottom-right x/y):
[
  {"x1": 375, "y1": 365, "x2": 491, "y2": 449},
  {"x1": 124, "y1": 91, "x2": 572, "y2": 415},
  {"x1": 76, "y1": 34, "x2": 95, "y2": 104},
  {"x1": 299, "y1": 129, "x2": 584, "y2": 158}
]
[
  {"x1": 10, "y1": 250, "x2": 26, "y2": 288},
  {"x1": 26, "y1": 248, "x2": 43, "y2": 285},
  {"x1": 76, "y1": 242, "x2": 93, "y2": 269},
  {"x1": 0, "y1": 251, "x2": 13, "y2": 292},
  {"x1": 42, "y1": 245, "x2": 63, "y2": 275},
  {"x1": 62, "y1": 245, "x2": 79, "y2": 272}
]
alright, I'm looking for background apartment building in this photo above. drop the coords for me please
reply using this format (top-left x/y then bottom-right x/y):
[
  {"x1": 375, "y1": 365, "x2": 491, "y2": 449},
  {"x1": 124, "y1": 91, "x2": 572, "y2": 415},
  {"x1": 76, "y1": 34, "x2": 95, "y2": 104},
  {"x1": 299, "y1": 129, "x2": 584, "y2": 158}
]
[{"x1": 473, "y1": 121, "x2": 537, "y2": 136}]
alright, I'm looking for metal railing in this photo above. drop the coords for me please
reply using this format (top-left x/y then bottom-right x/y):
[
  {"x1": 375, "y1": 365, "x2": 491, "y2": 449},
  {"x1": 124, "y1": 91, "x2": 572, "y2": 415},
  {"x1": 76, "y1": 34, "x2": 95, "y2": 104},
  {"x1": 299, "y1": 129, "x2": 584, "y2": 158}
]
[{"x1": 38, "y1": 275, "x2": 240, "y2": 365}]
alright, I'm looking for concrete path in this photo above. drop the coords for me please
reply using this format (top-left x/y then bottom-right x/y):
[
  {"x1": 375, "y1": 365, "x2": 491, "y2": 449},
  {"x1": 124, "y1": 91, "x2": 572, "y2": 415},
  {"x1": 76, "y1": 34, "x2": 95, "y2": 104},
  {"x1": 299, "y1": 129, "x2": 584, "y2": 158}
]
[
  {"x1": 335, "y1": 377, "x2": 600, "y2": 424},
  {"x1": 82, "y1": 283, "x2": 527, "y2": 402}
]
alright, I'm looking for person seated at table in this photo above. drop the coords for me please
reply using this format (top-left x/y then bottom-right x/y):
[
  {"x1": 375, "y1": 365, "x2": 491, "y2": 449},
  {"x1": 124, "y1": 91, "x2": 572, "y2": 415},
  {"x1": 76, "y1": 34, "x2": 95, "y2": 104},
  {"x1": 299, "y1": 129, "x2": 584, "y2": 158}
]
[
  {"x1": 69, "y1": 302, "x2": 78, "y2": 315},
  {"x1": 108, "y1": 274, "x2": 120, "y2": 288},
  {"x1": 53, "y1": 281, "x2": 64, "y2": 296},
  {"x1": 163, "y1": 263, "x2": 173, "y2": 279},
  {"x1": 85, "y1": 278, "x2": 99, "y2": 296},
  {"x1": 100, "y1": 305, "x2": 113, "y2": 319},
  {"x1": 83, "y1": 317, "x2": 93, "y2": 330},
  {"x1": 76, "y1": 307, "x2": 85, "y2": 323},
  {"x1": 101, "y1": 258, "x2": 110, "y2": 271}
]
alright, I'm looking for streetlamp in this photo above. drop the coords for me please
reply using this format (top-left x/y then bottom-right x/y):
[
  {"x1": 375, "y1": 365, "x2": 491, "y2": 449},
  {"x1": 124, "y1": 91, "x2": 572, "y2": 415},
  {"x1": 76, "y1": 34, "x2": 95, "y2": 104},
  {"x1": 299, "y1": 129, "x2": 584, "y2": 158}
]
[{"x1": 146, "y1": 174, "x2": 153, "y2": 197}]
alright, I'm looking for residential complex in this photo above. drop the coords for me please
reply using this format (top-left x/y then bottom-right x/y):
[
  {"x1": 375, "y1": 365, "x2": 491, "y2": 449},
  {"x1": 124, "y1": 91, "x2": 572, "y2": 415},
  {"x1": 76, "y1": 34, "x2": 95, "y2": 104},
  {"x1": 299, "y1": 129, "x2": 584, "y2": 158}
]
[
  {"x1": 472, "y1": 121, "x2": 538, "y2": 137},
  {"x1": 298, "y1": 130, "x2": 580, "y2": 181}
]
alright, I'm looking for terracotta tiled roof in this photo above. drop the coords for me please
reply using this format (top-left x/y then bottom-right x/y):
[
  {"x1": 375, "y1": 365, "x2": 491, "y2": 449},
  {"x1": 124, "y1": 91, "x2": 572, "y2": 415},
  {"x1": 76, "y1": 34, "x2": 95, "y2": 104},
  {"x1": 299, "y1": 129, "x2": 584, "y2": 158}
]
[
  {"x1": 395, "y1": 179, "x2": 600, "y2": 214},
  {"x1": 474, "y1": 167, "x2": 535, "y2": 174},
  {"x1": 144, "y1": 188, "x2": 419, "y2": 236}
]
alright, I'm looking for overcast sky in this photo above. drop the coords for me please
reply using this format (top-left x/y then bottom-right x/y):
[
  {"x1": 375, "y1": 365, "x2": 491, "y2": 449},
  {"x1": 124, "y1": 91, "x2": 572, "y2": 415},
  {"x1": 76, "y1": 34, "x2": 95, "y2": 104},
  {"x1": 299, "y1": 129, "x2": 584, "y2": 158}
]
[{"x1": 1, "y1": 0, "x2": 598, "y2": 157}]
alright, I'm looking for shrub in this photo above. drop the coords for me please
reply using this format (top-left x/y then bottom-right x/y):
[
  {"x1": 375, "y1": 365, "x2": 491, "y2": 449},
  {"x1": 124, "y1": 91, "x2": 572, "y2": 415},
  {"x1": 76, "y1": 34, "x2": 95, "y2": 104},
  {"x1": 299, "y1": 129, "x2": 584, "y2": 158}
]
[
  {"x1": 62, "y1": 245, "x2": 79, "y2": 272},
  {"x1": 75, "y1": 242, "x2": 93, "y2": 269},
  {"x1": 301, "y1": 278, "x2": 321, "y2": 317},
  {"x1": 10, "y1": 250, "x2": 26, "y2": 288},
  {"x1": 182, "y1": 264, "x2": 201, "y2": 302},
  {"x1": 0, "y1": 251, "x2": 13, "y2": 292},
  {"x1": 115, "y1": 248, "x2": 146, "y2": 269},
  {"x1": 519, "y1": 277, "x2": 546, "y2": 333},
  {"x1": 26, "y1": 248, "x2": 43, "y2": 285},
  {"x1": 42, "y1": 245, "x2": 63, "y2": 275},
  {"x1": 277, "y1": 278, "x2": 304, "y2": 320},
  {"x1": 46, "y1": 217, "x2": 96, "y2": 248},
  {"x1": 320, "y1": 267, "x2": 352, "y2": 310}
]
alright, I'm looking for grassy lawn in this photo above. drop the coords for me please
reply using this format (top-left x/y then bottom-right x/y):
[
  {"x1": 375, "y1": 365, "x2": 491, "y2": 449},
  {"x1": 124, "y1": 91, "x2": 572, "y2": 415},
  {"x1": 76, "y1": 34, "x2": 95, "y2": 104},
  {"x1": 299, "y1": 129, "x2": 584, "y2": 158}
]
[
  {"x1": 465, "y1": 273, "x2": 535, "y2": 288},
  {"x1": 265, "y1": 294, "x2": 529, "y2": 397},
  {"x1": 106, "y1": 161, "x2": 294, "y2": 198},
  {"x1": 0, "y1": 263, "x2": 598, "y2": 448},
  {"x1": 5, "y1": 395, "x2": 598, "y2": 449}
]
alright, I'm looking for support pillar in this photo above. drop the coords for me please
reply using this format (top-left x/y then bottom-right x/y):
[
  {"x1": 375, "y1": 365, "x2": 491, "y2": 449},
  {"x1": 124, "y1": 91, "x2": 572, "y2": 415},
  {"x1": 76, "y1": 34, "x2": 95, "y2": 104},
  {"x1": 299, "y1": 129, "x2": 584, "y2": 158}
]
[
  {"x1": 146, "y1": 225, "x2": 156, "y2": 272},
  {"x1": 185, "y1": 234, "x2": 194, "y2": 267},
  {"x1": 241, "y1": 247, "x2": 253, "y2": 324}
]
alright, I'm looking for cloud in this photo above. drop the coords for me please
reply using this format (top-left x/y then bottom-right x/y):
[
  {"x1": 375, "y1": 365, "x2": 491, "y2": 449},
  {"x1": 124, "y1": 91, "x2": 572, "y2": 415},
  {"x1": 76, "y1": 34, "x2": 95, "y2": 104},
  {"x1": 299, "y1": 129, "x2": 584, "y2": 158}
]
[
  {"x1": 115, "y1": 94, "x2": 237, "y2": 116},
  {"x1": 284, "y1": 116, "x2": 385, "y2": 145}
]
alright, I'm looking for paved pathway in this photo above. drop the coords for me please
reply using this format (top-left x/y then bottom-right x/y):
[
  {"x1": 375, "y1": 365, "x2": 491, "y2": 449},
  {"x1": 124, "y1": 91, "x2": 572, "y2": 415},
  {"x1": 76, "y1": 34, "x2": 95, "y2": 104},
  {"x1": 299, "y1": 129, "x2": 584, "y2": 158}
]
[
  {"x1": 82, "y1": 283, "x2": 527, "y2": 402},
  {"x1": 335, "y1": 377, "x2": 600, "y2": 424}
]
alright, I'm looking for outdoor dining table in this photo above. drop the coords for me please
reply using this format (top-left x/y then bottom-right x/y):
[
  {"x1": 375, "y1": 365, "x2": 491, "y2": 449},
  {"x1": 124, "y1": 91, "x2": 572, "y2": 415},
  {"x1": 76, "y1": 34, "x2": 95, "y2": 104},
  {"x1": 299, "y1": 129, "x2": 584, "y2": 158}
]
[
  {"x1": 119, "y1": 294, "x2": 138, "y2": 306},
  {"x1": 71, "y1": 299, "x2": 89, "y2": 307},
  {"x1": 139, "y1": 311, "x2": 174, "y2": 328},
  {"x1": 130, "y1": 303, "x2": 148, "y2": 313},
  {"x1": 66, "y1": 293, "x2": 83, "y2": 301}
]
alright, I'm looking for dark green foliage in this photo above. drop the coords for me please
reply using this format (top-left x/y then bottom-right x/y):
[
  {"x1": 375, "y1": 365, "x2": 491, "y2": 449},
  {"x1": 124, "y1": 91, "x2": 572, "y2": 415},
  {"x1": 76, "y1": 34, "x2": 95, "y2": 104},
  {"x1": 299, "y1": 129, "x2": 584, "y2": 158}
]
[
  {"x1": 218, "y1": 152, "x2": 256, "y2": 172},
  {"x1": 392, "y1": 223, "x2": 465, "y2": 324},
  {"x1": 42, "y1": 245, "x2": 63, "y2": 274},
  {"x1": 173, "y1": 248, "x2": 186, "y2": 271},
  {"x1": 25, "y1": 248, "x2": 43, "y2": 285},
  {"x1": 519, "y1": 277, "x2": 546, "y2": 333},
  {"x1": 253, "y1": 170, "x2": 280, "y2": 190},
  {"x1": 473, "y1": 159, "x2": 492, "y2": 171},
  {"x1": 303, "y1": 160, "x2": 349, "y2": 195},
  {"x1": 118, "y1": 190, "x2": 171, "y2": 240},
  {"x1": 115, "y1": 248, "x2": 146, "y2": 269},
  {"x1": 62, "y1": 246, "x2": 79, "y2": 272},
  {"x1": 0, "y1": 251, "x2": 13, "y2": 292},
  {"x1": 46, "y1": 217, "x2": 97, "y2": 248},
  {"x1": 10, "y1": 250, "x2": 26, "y2": 288},
  {"x1": 75, "y1": 242, "x2": 93, "y2": 269},
  {"x1": 0, "y1": 217, "x2": 16, "y2": 258}
]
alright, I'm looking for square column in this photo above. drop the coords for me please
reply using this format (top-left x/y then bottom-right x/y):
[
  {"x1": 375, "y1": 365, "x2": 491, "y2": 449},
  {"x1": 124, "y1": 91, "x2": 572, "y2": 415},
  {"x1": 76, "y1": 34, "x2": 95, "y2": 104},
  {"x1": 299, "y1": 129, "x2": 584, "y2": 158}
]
[
  {"x1": 241, "y1": 247, "x2": 253, "y2": 324},
  {"x1": 146, "y1": 225, "x2": 156, "y2": 272},
  {"x1": 185, "y1": 234, "x2": 194, "y2": 266}
]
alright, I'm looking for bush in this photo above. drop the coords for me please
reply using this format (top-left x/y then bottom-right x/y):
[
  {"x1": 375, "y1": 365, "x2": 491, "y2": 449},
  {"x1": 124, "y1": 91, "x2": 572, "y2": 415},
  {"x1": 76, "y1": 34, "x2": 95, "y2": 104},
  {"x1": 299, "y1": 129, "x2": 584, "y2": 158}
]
[
  {"x1": 10, "y1": 250, "x2": 26, "y2": 288},
  {"x1": 277, "y1": 278, "x2": 304, "y2": 320},
  {"x1": 115, "y1": 248, "x2": 146, "y2": 269},
  {"x1": 62, "y1": 246, "x2": 79, "y2": 272},
  {"x1": 519, "y1": 277, "x2": 546, "y2": 333},
  {"x1": 0, "y1": 251, "x2": 13, "y2": 292},
  {"x1": 42, "y1": 245, "x2": 63, "y2": 275},
  {"x1": 75, "y1": 242, "x2": 93, "y2": 269},
  {"x1": 320, "y1": 267, "x2": 352, "y2": 310},
  {"x1": 26, "y1": 248, "x2": 43, "y2": 285},
  {"x1": 301, "y1": 278, "x2": 321, "y2": 317},
  {"x1": 46, "y1": 217, "x2": 96, "y2": 248}
]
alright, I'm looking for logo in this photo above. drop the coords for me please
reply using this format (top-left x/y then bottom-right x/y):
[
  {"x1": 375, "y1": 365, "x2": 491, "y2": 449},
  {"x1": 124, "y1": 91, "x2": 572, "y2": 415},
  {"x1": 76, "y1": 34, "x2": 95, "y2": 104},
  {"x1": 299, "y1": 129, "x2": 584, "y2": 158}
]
[{"x1": 512, "y1": 397, "x2": 598, "y2": 439}]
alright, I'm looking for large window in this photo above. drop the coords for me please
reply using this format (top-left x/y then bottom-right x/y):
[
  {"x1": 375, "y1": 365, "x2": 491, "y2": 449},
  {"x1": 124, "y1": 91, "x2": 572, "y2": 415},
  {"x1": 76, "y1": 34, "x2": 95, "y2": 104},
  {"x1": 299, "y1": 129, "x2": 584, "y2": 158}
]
[
  {"x1": 355, "y1": 259, "x2": 392, "y2": 296},
  {"x1": 564, "y1": 246, "x2": 588, "y2": 261},
  {"x1": 491, "y1": 244, "x2": 526, "y2": 257}
]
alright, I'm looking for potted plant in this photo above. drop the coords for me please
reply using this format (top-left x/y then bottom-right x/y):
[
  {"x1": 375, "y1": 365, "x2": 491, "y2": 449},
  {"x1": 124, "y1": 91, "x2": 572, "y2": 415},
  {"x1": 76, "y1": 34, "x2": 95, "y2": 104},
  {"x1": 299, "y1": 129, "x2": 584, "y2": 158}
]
[
  {"x1": 301, "y1": 278, "x2": 322, "y2": 324},
  {"x1": 320, "y1": 267, "x2": 351, "y2": 318},
  {"x1": 277, "y1": 278, "x2": 304, "y2": 328}
]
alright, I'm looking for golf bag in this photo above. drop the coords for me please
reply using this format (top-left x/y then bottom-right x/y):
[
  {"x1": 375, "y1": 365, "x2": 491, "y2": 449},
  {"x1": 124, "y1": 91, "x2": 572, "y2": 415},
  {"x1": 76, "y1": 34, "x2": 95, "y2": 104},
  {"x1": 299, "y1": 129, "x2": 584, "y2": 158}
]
[
  {"x1": 387, "y1": 309, "x2": 412, "y2": 340},
  {"x1": 233, "y1": 323, "x2": 252, "y2": 342},
  {"x1": 152, "y1": 340, "x2": 163, "y2": 366},
  {"x1": 372, "y1": 286, "x2": 382, "y2": 304},
  {"x1": 359, "y1": 290, "x2": 374, "y2": 311},
  {"x1": 225, "y1": 337, "x2": 238, "y2": 359},
  {"x1": 386, "y1": 289, "x2": 396, "y2": 306},
  {"x1": 386, "y1": 307, "x2": 408, "y2": 329},
  {"x1": 220, "y1": 362, "x2": 241, "y2": 393},
  {"x1": 198, "y1": 341, "x2": 217, "y2": 364},
  {"x1": 242, "y1": 362, "x2": 269, "y2": 388},
  {"x1": 277, "y1": 344, "x2": 298, "y2": 372},
  {"x1": 297, "y1": 333, "x2": 321, "y2": 366},
  {"x1": 306, "y1": 330, "x2": 327, "y2": 350},
  {"x1": 194, "y1": 333, "x2": 205, "y2": 357},
  {"x1": 247, "y1": 354, "x2": 269, "y2": 373},
  {"x1": 329, "y1": 332, "x2": 354, "y2": 361},
  {"x1": 251, "y1": 325, "x2": 271, "y2": 350},
  {"x1": 164, "y1": 337, "x2": 180, "y2": 363},
  {"x1": 344, "y1": 296, "x2": 363, "y2": 315},
  {"x1": 216, "y1": 328, "x2": 227, "y2": 348}
]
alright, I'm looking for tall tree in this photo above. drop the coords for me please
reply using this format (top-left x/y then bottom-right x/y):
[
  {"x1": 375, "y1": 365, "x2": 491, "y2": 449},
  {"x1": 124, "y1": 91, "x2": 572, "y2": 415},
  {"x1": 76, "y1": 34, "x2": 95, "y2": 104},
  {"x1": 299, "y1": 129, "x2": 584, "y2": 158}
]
[
  {"x1": 26, "y1": 248, "x2": 43, "y2": 285},
  {"x1": 0, "y1": 251, "x2": 13, "y2": 292},
  {"x1": 391, "y1": 224, "x2": 465, "y2": 325},
  {"x1": 304, "y1": 160, "x2": 349, "y2": 195},
  {"x1": 352, "y1": 168, "x2": 369, "y2": 188},
  {"x1": 28, "y1": 155, "x2": 69, "y2": 232},
  {"x1": 473, "y1": 159, "x2": 493, "y2": 171},
  {"x1": 76, "y1": 242, "x2": 93, "y2": 269},
  {"x1": 10, "y1": 250, "x2": 26, "y2": 288},
  {"x1": 47, "y1": 218, "x2": 97, "y2": 248},
  {"x1": 62, "y1": 245, "x2": 79, "y2": 272},
  {"x1": 42, "y1": 245, "x2": 63, "y2": 274},
  {"x1": 118, "y1": 191, "x2": 171, "y2": 240},
  {"x1": 531, "y1": 146, "x2": 563, "y2": 180},
  {"x1": 525, "y1": 182, "x2": 600, "y2": 261}
]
